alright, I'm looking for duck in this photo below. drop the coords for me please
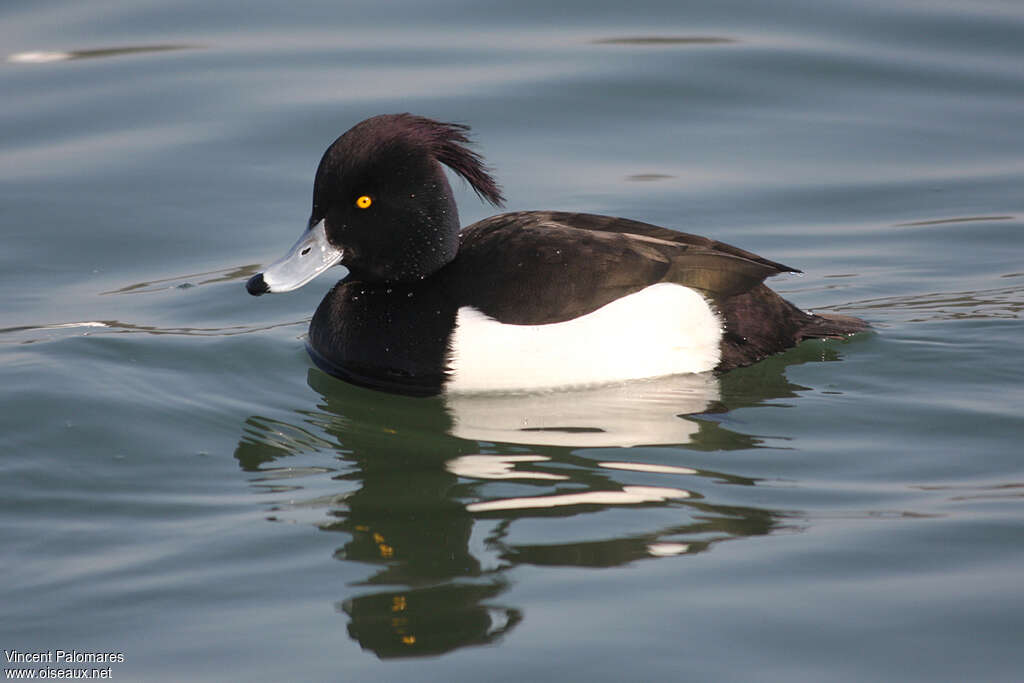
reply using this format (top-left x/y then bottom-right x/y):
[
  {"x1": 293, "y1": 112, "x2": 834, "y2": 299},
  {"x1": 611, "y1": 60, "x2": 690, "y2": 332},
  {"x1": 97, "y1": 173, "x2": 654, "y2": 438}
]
[{"x1": 246, "y1": 113, "x2": 866, "y2": 396}]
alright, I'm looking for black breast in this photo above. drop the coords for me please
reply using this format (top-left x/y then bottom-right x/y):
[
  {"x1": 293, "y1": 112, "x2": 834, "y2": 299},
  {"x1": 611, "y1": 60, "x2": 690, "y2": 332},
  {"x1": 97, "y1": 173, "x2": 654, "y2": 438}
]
[{"x1": 308, "y1": 280, "x2": 459, "y2": 396}]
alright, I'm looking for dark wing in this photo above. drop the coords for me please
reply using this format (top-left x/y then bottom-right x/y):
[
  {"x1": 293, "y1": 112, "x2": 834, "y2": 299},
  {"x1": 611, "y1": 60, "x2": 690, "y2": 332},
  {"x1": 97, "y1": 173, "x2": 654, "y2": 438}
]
[
  {"x1": 532, "y1": 211, "x2": 800, "y2": 274},
  {"x1": 452, "y1": 211, "x2": 799, "y2": 324}
]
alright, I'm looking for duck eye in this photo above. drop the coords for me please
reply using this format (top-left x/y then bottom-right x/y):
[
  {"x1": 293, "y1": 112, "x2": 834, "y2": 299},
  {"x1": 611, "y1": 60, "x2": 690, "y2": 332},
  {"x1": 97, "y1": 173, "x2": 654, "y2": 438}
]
[{"x1": 355, "y1": 195, "x2": 373, "y2": 209}]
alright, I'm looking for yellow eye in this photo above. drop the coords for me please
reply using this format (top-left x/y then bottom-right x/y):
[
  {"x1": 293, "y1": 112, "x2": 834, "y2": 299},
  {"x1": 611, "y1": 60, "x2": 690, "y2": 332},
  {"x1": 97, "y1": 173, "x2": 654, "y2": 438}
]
[{"x1": 355, "y1": 195, "x2": 373, "y2": 209}]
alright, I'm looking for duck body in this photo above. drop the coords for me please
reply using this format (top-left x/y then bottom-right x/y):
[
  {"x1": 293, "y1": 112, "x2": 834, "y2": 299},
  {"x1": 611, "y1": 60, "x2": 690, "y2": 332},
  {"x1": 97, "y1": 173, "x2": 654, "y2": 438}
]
[{"x1": 247, "y1": 115, "x2": 866, "y2": 396}]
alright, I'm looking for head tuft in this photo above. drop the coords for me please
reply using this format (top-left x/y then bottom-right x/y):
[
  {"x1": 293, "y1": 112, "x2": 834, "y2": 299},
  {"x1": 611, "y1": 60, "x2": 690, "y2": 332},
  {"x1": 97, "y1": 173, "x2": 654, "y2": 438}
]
[{"x1": 366, "y1": 114, "x2": 505, "y2": 208}]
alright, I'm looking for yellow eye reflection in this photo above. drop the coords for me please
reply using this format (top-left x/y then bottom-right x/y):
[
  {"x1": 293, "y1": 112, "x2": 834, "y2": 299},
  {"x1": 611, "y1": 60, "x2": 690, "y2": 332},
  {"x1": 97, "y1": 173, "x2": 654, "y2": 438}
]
[{"x1": 355, "y1": 195, "x2": 373, "y2": 209}]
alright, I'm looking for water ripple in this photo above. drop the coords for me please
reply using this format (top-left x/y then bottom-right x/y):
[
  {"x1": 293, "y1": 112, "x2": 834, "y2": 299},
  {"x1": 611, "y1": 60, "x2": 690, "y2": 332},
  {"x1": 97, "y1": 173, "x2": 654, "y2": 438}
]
[
  {"x1": 592, "y1": 36, "x2": 736, "y2": 46},
  {"x1": 7, "y1": 44, "x2": 196, "y2": 64},
  {"x1": 836, "y1": 284, "x2": 1024, "y2": 321}
]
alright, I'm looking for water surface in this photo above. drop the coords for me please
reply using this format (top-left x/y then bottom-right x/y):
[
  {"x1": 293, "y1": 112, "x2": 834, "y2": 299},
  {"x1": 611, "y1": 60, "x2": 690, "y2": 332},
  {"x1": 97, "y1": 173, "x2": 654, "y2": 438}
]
[{"x1": 2, "y1": 1, "x2": 1023, "y2": 680}]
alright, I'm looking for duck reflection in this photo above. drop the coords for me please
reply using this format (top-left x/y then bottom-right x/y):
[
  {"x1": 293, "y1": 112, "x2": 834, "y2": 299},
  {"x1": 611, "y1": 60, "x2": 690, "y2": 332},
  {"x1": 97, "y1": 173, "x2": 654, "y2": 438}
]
[
  {"x1": 232, "y1": 341, "x2": 843, "y2": 658},
  {"x1": 446, "y1": 372, "x2": 719, "y2": 447}
]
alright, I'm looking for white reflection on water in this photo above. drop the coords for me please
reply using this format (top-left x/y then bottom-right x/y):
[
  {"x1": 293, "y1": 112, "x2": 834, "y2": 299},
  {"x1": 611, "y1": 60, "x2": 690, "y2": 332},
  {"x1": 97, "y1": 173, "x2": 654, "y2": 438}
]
[
  {"x1": 7, "y1": 45, "x2": 193, "y2": 63},
  {"x1": 445, "y1": 372, "x2": 720, "y2": 447},
  {"x1": 446, "y1": 454, "x2": 568, "y2": 481},
  {"x1": 466, "y1": 485, "x2": 690, "y2": 513},
  {"x1": 647, "y1": 542, "x2": 691, "y2": 557},
  {"x1": 599, "y1": 462, "x2": 698, "y2": 475},
  {"x1": 447, "y1": 455, "x2": 702, "y2": 481},
  {"x1": 8, "y1": 51, "x2": 74, "y2": 63}
]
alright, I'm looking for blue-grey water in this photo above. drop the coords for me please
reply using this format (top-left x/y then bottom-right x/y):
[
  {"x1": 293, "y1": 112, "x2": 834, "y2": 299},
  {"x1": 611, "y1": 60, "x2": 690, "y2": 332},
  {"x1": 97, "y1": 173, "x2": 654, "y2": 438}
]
[{"x1": 2, "y1": 1, "x2": 1023, "y2": 680}]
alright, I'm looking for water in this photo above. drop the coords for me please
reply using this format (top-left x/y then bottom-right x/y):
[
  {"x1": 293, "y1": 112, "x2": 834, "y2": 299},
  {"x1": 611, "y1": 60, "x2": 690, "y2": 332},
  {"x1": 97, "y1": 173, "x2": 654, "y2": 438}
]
[{"x1": 2, "y1": 1, "x2": 1023, "y2": 680}]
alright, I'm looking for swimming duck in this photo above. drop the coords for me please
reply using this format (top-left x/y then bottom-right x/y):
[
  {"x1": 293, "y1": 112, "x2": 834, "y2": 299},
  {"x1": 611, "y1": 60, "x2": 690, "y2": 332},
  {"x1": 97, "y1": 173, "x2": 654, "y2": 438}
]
[{"x1": 247, "y1": 114, "x2": 865, "y2": 396}]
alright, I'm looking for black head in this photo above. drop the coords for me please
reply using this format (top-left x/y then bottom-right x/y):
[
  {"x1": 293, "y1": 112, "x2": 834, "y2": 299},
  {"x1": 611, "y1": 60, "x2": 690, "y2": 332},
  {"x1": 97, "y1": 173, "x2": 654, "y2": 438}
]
[{"x1": 310, "y1": 113, "x2": 504, "y2": 282}]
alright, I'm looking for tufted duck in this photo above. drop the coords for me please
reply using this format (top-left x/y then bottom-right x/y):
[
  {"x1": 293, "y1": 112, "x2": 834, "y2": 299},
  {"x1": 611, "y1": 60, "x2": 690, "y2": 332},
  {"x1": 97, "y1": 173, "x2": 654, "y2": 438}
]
[{"x1": 246, "y1": 114, "x2": 866, "y2": 395}]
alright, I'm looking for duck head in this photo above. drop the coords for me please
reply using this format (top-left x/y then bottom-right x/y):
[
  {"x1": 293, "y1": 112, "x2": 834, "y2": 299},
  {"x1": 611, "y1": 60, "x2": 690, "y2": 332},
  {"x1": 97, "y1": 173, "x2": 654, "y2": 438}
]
[{"x1": 247, "y1": 113, "x2": 504, "y2": 295}]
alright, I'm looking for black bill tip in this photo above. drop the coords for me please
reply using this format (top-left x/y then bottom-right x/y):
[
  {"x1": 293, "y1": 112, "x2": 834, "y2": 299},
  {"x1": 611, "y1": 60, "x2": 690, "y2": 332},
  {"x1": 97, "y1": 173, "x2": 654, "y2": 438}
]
[{"x1": 246, "y1": 273, "x2": 269, "y2": 296}]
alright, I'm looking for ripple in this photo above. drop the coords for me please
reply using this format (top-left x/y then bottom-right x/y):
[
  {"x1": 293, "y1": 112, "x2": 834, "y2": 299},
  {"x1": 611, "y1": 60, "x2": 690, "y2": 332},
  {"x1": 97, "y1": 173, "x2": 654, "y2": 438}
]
[
  {"x1": 837, "y1": 285, "x2": 1024, "y2": 321},
  {"x1": 99, "y1": 265, "x2": 259, "y2": 295},
  {"x1": 7, "y1": 44, "x2": 196, "y2": 64},
  {"x1": 625, "y1": 173, "x2": 676, "y2": 182},
  {"x1": 240, "y1": 418, "x2": 336, "y2": 460},
  {"x1": 914, "y1": 482, "x2": 1024, "y2": 503},
  {"x1": 599, "y1": 462, "x2": 698, "y2": 475},
  {"x1": 447, "y1": 454, "x2": 568, "y2": 481},
  {"x1": 894, "y1": 215, "x2": 1014, "y2": 227},
  {"x1": 466, "y1": 486, "x2": 690, "y2": 513},
  {"x1": 593, "y1": 36, "x2": 736, "y2": 46},
  {"x1": 0, "y1": 318, "x2": 305, "y2": 344}
]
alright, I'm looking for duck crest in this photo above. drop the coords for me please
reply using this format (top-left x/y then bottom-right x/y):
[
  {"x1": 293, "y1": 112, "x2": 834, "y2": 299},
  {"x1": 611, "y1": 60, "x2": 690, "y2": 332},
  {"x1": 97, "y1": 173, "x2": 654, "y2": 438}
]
[
  {"x1": 339, "y1": 114, "x2": 505, "y2": 208},
  {"x1": 402, "y1": 115, "x2": 505, "y2": 208}
]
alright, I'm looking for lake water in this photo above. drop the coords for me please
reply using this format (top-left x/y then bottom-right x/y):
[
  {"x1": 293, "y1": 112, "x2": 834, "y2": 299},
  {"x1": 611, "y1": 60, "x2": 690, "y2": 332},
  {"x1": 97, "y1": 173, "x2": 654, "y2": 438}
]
[{"x1": 2, "y1": 1, "x2": 1023, "y2": 680}]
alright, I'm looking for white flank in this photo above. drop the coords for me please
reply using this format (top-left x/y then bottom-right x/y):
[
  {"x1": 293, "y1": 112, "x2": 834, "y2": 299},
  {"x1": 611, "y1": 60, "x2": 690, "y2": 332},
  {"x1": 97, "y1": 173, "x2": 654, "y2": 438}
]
[{"x1": 445, "y1": 282, "x2": 722, "y2": 393}]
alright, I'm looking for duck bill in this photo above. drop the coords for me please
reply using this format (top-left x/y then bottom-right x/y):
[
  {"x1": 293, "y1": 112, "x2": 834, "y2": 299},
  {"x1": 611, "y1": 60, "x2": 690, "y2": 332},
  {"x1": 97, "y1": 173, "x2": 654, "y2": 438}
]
[{"x1": 246, "y1": 220, "x2": 343, "y2": 296}]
